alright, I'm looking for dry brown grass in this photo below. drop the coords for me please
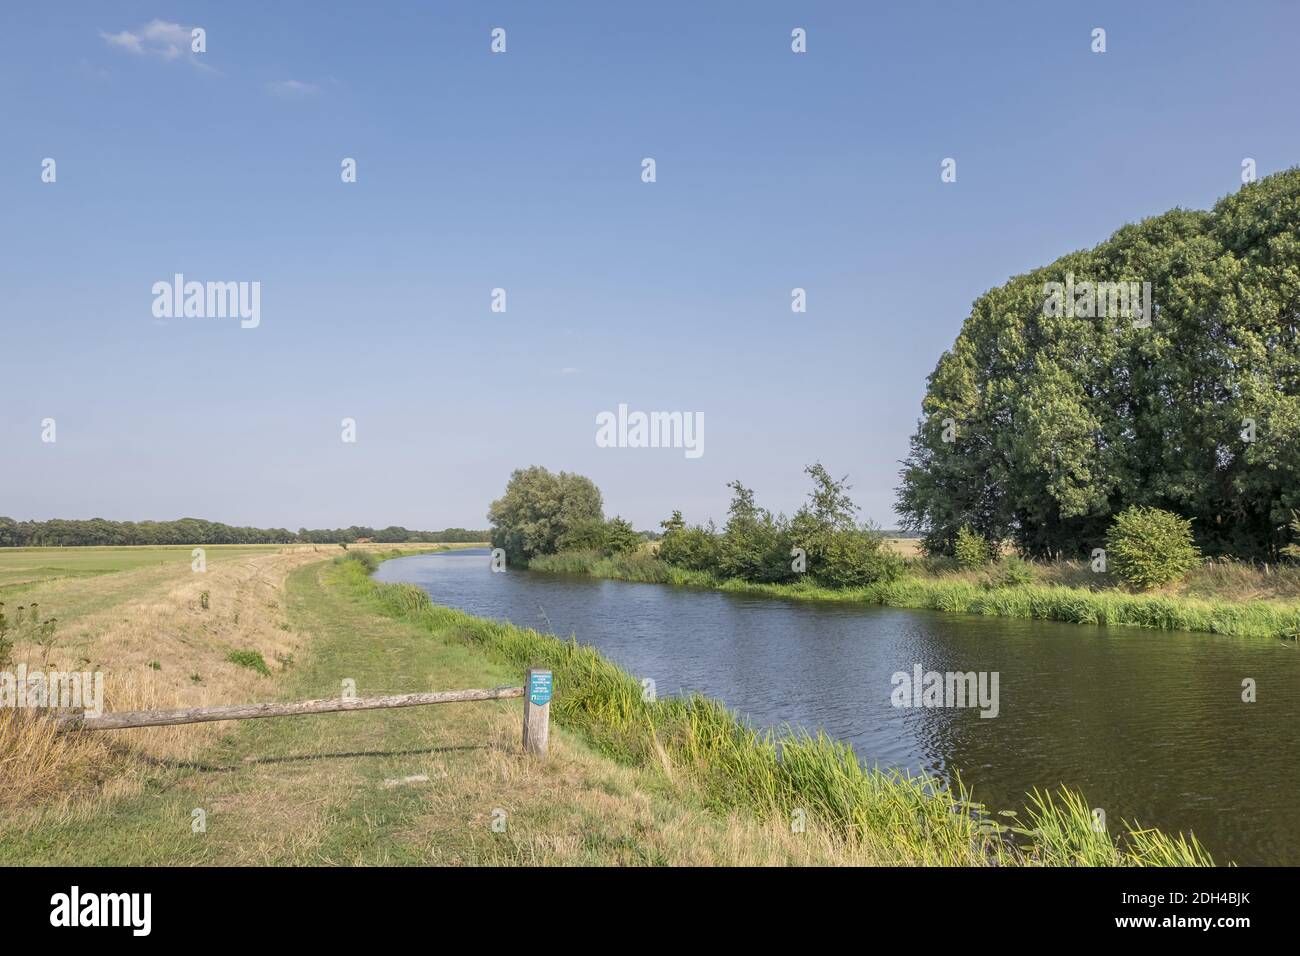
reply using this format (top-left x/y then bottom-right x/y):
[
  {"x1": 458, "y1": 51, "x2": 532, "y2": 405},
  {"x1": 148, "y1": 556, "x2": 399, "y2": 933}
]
[
  {"x1": 0, "y1": 544, "x2": 428, "y2": 811},
  {"x1": 0, "y1": 709, "x2": 118, "y2": 807},
  {"x1": 1177, "y1": 555, "x2": 1300, "y2": 601},
  {"x1": 883, "y1": 537, "x2": 922, "y2": 558},
  {"x1": 1016, "y1": 554, "x2": 1300, "y2": 601}
]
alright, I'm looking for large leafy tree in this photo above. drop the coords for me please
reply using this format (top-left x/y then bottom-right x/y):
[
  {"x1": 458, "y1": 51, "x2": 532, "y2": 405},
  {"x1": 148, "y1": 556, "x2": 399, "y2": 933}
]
[
  {"x1": 898, "y1": 169, "x2": 1300, "y2": 559},
  {"x1": 487, "y1": 466, "x2": 604, "y2": 563}
]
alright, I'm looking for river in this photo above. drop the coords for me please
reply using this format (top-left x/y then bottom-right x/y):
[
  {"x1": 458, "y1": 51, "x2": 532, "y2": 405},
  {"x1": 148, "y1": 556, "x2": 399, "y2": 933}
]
[{"x1": 376, "y1": 548, "x2": 1300, "y2": 864}]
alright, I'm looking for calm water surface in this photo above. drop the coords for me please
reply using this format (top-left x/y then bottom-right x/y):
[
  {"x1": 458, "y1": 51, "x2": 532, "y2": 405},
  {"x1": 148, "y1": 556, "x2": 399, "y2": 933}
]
[{"x1": 377, "y1": 548, "x2": 1300, "y2": 865}]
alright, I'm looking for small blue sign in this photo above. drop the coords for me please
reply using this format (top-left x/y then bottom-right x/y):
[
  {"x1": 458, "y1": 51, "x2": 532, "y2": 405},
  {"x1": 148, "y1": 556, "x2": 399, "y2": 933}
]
[{"x1": 529, "y1": 671, "x2": 553, "y2": 706}]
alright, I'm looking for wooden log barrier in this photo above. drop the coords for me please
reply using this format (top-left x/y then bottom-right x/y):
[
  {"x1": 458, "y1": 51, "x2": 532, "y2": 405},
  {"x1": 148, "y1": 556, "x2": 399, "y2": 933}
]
[{"x1": 53, "y1": 686, "x2": 526, "y2": 732}]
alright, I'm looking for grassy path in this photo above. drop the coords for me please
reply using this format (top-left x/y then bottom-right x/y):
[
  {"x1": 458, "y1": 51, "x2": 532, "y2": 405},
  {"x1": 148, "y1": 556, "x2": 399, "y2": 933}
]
[{"x1": 1, "y1": 559, "x2": 840, "y2": 865}]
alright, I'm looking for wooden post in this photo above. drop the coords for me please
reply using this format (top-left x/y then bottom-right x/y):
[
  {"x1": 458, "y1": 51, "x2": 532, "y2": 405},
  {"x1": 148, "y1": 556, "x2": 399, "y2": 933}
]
[{"x1": 522, "y1": 668, "x2": 552, "y2": 758}]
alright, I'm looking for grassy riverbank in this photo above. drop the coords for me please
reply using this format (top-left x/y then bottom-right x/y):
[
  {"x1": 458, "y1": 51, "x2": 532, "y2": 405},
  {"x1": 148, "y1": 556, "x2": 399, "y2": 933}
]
[
  {"x1": 527, "y1": 550, "x2": 1300, "y2": 641},
  {"x1": 3, "y1": 546, "x2": 857, "y2": 864},
  {"x1": 0, "y1": 543, "x2": 477, "y2": 811},
  {"x1": 1, "y1": 545, "x2": 1213, "y2": 865}
]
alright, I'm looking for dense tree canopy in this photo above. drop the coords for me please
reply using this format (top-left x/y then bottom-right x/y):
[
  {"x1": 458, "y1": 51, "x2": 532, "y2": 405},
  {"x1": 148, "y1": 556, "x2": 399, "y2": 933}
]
[
  {"x1": 487, "y1": 466, "x2": 605, "y2": 563},
  {"x1": 898, "y1": 169, "x2": 1300, "y2": 559},
  {"x1": 0, "y1": 517, "x2": 487, "y2": 548}
]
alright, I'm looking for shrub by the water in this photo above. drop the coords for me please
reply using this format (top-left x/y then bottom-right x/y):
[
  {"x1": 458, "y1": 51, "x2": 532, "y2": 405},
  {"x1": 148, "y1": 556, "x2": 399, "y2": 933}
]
[
  {"x1": 599, "y1": 516, "x2": 642, "y2": 555},
  {"x1": 555, "y1": 517, "x2": 607, "y2": 553},
  {"x1": 554, "y1": 516, "x2": 653, "y2": 557},
  {"x1": 813, "y1": 528, "x2": 903, "y2": 588},
  {"x1": 717, "y1": 481, "x2": 796, "y2": 583},
  {"x1": 954, "y1": 525, "x2": 993, "y2": 569},
  {"x1": 990, "y1": 555, "x2": 1035, "y2": 589},
  {"x1": 334, "y1": 550, "x2": 379, "y2": 573},
  {"x1": 1106, "y1": 507, "x2": 1201, "y2": 590},
  {"x1": 657, "y1": 512, "x2": 722, "y2": 571}
]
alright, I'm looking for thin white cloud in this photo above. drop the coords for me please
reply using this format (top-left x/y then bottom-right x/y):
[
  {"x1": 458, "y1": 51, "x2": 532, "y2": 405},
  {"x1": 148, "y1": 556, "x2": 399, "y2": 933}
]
[
  {"x1": 100, "y1": 19, "x2": 196, "y2": 62},
  {"x1": 101, "y1": 30, "x2": 143, "y2": 55},
  {"x1": 267, "y1": 79, "x2": 320, "y2": 98}
]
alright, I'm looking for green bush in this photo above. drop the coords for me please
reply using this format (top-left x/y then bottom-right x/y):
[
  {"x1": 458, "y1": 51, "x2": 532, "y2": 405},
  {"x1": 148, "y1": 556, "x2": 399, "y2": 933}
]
[
  {"x1": 990, "y1": 555, "x2": 1035, "y2": 589},
  {"x1": 226, "y1": 649, "x2": 271, "y2": 676},
  {"x1": 601, "y1": 516, "x2": 642, "y2": 555},
  {"x1": 954, "y1": 525, "x2": 993, "y2": 569},
  {"x1": 334, "y1": 550, "x2": 378, "y2": 572},
  {"x1": 658, "y1": 516, "x2": 722, "y2": 571},
  {"x1": 717, "y1": 481, "x2": 796, "y2": 583},
  {"x1": 1106, "y1": 507, "x2": 1202, "y2": 590},
  {"x1": 813, "y1": 529, "x2": 903, "y2": 588},
  {"x1": 557, "y1": 515, "x2": 641, "y2": 556}
]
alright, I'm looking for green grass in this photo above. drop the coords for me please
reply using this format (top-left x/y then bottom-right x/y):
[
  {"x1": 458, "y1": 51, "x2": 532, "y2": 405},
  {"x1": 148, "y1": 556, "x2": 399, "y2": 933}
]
[
  {"x1": 727, "y1": 575, "x2": 1300, "y2": 640},
  {"x1": 225, "y1": 649, "x2": 271, "y2": 677},
  {"x1": 1, "y1": 557, "x2": 856, "y2": 865},
  {"x1": 528, "y1": 550, "x2": 716, "y2": 587},
  {"x1": 334, "y1": 550, "x2": 379, "y2": 573},
  {"x1": 342, "y1": 558, "x2": 1215, "y2": 866},
  {"x1": 1, "y1": 560, "x2": 529, "y2": 864},
  {"x1": 0, "y1": 544, "x2": 339, "y2": 634},
  {"x1": 530, "y1": 550, "x2": 1300, "y2": 641},
  {"x1": 0, "y1": 549, "x2": 1216, "y2": 866},
  {"x1": 0, "y1": 544, "x2": 294, "y2": 590}
]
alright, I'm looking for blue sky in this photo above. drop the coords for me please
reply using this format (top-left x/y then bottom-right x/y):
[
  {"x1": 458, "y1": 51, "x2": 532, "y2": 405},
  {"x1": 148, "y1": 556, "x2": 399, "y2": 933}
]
[{"x1": 3, "y1": 1, "x2": 1298, "y2": 531}]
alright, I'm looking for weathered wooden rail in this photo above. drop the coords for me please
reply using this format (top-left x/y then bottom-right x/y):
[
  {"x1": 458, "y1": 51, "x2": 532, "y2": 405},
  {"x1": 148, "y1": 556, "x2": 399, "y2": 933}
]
[{"x1": 53, "y1": 667, "x2": 554, "y2": 757}]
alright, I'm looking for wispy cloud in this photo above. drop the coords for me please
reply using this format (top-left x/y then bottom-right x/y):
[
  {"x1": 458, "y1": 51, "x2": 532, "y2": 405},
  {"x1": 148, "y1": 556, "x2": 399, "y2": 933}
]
[
  {"x1": 266, "y1": 79, "x2": 320, "y2": 98},
  {"x1": 100, "y1": 19, "x2": 197, "y2": 62}
]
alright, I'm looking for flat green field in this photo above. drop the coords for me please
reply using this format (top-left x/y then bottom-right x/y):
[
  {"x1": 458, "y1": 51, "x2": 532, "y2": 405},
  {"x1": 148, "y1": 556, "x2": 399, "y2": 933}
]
[
  {"x1": 0, "y1": 544, "x2": 291, "y2": 590},
  {"x1": 0, "y1": 544, "x2": 398, "y2": 628}
]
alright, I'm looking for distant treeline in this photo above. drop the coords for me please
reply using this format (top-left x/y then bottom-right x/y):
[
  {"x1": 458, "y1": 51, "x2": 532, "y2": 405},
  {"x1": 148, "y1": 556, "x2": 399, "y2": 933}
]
[{"x1": 0, "y1": 517, "x2": 489, "y2": 548}]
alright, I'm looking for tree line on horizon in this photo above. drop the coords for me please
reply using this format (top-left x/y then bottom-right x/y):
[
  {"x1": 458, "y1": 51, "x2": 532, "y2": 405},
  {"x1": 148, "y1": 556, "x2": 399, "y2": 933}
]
[
  {"x1": 0, "y1": 516, "x2": 489, "y2": 548},
  {"x1": 897, "y1": 168, "x2": 1300, "y2": 560}
]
